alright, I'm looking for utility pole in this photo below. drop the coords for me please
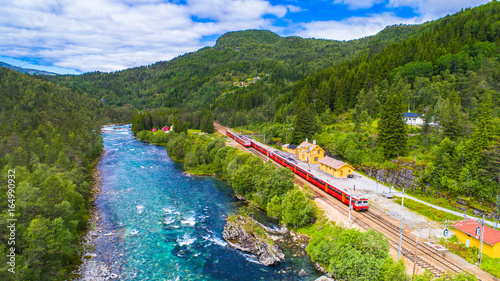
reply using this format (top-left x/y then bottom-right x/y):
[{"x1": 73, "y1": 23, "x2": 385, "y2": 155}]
[
  {"x1": 478, "y1": 214, "x2": 485, "y2": 265},
  {"x1": 411, "y1": 235, "x2": 419, "y2": 280},
  {"x1": 348, "y1": 196, "x2": 352, "y2": 228},
  {"x1": 402, "y1": 188, "x2": 405, "y2": 207},
  {"x1": 398, "y1": 217, "x2": 404, "y2": 261}
]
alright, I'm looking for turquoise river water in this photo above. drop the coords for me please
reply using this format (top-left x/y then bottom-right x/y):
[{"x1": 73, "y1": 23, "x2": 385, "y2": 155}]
[{"x1": 93, "y1": 125, "x2": 321, "y2": 280}]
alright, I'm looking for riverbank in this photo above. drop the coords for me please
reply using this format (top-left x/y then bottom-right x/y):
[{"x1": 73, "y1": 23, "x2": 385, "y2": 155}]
[{"x1": 74, "y1": 147, "x2": 117, "y2": 280}]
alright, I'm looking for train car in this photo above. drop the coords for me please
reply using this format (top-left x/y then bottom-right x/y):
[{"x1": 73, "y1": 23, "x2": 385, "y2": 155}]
[
  {"x1": 226, "y1": 130, "x2": 251, "y2": 147},
  {"x1": 248, "y1": 138, "x2": 369, "y2": 211}
]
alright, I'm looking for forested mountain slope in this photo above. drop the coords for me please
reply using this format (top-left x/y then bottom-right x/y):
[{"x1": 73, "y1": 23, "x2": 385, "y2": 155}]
[
  {"x1": 0, "y1": 67, "x2": 130, "y2": 279},
  {"x1": 46, "y1": 27, "x2": 421, "y2": 110}
]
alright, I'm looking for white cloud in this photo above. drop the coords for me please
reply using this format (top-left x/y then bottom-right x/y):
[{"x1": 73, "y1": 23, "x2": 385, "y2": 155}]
[
  {"x1": 0, "y1": 0, "x2": 290, "y2": 72},
  {"x1": 286, "y1": 5, "x2": 302, "y2": 13},
  {"x1": 296, "y1": 12, "x2": 420, "y2": 41},
  {"x1": 387, "y1": 0, "x2": 490, "y2": 20},
  {"x1": 333, "y1": 0, "x2": 385, "y2": 9},
  {"x1": 296, "y1": 0, "x2": 490, "y2": 41},
  {"x1": 0, "y1": 0, "x2": 492, "y2": 73}
]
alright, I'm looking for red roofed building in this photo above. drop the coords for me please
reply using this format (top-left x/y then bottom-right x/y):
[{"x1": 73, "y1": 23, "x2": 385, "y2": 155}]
[
  {"x1": 151, "y1": 128, "x2": 157, "y2": 132},
  {"x1": 452, "y1": 218, "x2": 500, "y2": 258},
  {"x1": 319, "y1": 156, "x2": 354, "y2": 178},
  {"x1": 162, "y1": 126, "x2": 169, "y2": 132}
]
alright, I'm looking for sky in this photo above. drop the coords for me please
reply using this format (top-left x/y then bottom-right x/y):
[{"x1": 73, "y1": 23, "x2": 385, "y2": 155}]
[{"x1": 0, "y1": 0, "x2": 491, "y2": 74}]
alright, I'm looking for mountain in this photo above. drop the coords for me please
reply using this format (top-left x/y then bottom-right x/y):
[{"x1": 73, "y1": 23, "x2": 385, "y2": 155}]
[
  {"x1": 44, "y1": 26, "x2": 420, "y2": 109},
  {"x1": 0, "y1": 61, "x2": 57, "y2": 76}
]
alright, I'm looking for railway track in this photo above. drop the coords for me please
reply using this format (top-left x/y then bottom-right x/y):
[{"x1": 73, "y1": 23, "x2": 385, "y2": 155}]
[
  {"x1": 214, "y1": 122, "x2": 464, "y2": 278},
  {"x1": 363, "y1": 210, "x2": 461, "y2": 278}
]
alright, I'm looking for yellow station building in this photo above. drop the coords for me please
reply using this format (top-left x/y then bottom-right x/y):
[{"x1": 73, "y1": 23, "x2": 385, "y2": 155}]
[
  {"x1": 452, "y1": 218, "x2": 500, "y2": 259},
  {"x1": 319, "y1": 156, "x2": 354, "y2": 178},
  {"x1": 297, "y1": 140, "x2": 325, "y2": 164}
]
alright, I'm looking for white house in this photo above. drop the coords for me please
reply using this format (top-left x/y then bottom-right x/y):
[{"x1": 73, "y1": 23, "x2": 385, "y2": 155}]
[{"x1": 402, "y1": 110, "x2": 424, "y2": 126}]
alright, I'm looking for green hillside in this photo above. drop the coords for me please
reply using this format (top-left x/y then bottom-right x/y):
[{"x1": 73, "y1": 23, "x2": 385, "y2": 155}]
[
  {"x1": 45, "y1": 26, "x2": 420, "y2": 109},
  {"x1": 0, "y1": 67, "x2": 131, "y2": 280}
]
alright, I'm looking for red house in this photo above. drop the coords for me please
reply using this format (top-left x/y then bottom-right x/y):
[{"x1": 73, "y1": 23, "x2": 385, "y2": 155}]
[
  {"x1": 151, "y1": 128, "x2": 157, "y2": 132},
  {"x1": 162, "y1": 126, "x2": 169, "y2": 132}
]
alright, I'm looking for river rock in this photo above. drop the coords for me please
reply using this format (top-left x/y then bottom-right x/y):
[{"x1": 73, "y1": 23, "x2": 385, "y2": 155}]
[
  {"x1": 298, "y1": 269, "x2": 308, "y2": 277},
  {"x1": 315, "y1": 276, "x2": 335, "y2": 281},
  {"x1": 222, "y1": 215, "x2": 285, "y2": 266}
]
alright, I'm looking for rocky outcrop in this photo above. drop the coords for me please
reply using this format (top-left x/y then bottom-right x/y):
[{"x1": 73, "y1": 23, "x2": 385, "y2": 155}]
[
  {"x1": 222, "y1": 215, "x2": 285, "y2": 266},
  {"x1": 358, "y1": 160, "x2": 425, "y2": 190}
]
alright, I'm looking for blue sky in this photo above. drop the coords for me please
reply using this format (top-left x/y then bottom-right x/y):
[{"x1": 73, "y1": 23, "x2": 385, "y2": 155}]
[{"x1": 0, "y1": 0, "x2": 490, "y2": 74}]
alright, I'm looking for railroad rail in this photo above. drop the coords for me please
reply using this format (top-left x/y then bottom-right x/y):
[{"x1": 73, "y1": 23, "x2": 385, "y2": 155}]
[{"x1": 214, "y1": 122, "x2": 465, "y2": 278}]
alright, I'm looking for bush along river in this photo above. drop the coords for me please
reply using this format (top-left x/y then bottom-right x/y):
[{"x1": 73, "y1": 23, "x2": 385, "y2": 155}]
[{"x1": 79, "y1": 124, "x2": 322, "y2": 280}]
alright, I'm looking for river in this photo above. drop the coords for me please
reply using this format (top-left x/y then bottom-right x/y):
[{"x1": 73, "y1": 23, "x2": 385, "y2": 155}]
[{"x1": 90, "y1": 125, "x2": 322, "y2": 280}]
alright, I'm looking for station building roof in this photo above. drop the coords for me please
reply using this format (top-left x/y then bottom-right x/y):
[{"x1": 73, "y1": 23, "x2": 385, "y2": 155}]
[
  {"x1": 319, "y1": 156, "x2": 353, "y2": 170},
  {"x1": 453, "y1": 218, "x2": 500, "y2": 246}
]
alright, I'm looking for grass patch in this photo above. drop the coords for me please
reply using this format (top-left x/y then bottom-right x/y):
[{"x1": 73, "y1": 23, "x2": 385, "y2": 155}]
[
  {"x1": 185, "y1": 164, "x2": 215, "y2": 176},
  {"x1": 394, "y1": 196, "x2": 462, "y2": 222},
  {"x1": 297, "y1": 217, "x2": 341, "y2": 237},
  {"x1": 404, "y1": 191, "x2": 463, "y2": 213}
]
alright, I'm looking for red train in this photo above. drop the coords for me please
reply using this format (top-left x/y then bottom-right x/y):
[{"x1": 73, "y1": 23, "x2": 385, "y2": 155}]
[
  {"x1": 226, "y1": 130, "x2": 251, "y2": 147},
  {"x1": 226, "y1": 130, "x2": 369, "y2": 211}
]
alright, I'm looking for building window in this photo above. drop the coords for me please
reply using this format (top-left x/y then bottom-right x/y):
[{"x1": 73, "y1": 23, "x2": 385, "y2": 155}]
[
  {"x1": 341, "y1": 170, "x2": 343, "y2": 176},
  {"x1": 315, "y1": 157, "x2": 318, "y2": 162}
]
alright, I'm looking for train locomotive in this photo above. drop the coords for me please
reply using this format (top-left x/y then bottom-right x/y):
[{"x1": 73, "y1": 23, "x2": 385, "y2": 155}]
[
  {"x1": 226, "y1": 129, "x2": 251, "y2": 147},
  {"x1": 226, "y1": 130, "x2": 369, "y2": 211}
]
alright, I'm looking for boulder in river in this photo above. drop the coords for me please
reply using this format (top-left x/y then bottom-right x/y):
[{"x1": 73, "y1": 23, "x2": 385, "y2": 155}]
[
  {"x1": 222, "y1": 215, "x2": 285, "y2": 266},
  {"x1": 298, "y1": 269, "x2": 308, "y2": 277},
  {"x1": 314, "y1": 276, "x2": 335, "y2": 281}
]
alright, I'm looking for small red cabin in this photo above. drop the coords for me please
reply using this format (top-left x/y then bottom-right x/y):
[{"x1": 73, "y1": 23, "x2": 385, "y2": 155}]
[
  {"x1": 162, "y1": 126, "x2": 169, "y2": 132},
  {"x1": 151, "y1": 128, "x2": 157, "y2": 132}
]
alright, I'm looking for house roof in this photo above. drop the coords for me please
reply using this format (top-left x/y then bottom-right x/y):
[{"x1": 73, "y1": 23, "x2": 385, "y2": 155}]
[
  {"x1": 319, "y1": 156, "x2": 353, "y2": 170},
  {"x1": 452, "y1": 218, "x2": 500, "y2": 246},
  {"x1": 297, "y1": 141, "x2": 324, "y2": 153},
  {"x1": 288, "y1": 145, "x2": 297, "y2": 149},
  {"x1": 403, "y1": 112, "x2": 420, "y2": 118},
  {"x1": 297, "y1": 141, "x2": 314, "y2": 150}
]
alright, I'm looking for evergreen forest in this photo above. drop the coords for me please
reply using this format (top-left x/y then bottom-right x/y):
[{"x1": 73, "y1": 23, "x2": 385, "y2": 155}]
[{"x1": 1, "y1": 1, "x2": 500, "y2": 279}]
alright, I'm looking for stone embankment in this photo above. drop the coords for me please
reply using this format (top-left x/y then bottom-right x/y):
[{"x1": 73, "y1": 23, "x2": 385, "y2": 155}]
[{"x1": 222, "y1": 215, "x2": 285, "y2": 266}]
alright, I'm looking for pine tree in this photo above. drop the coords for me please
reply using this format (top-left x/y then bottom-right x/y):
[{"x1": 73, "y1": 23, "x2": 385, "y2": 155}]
[
  {"x1": 442, "y1": 92, "x2": 462, "y2": 140},
  {"x1": 377, "y1": 93, "x2": 407, "y2": 159},
  {"x1": 293, "y1": 91, "x2": 319, "y2": 143},
  {"x1": 200, "y1": 109, "x2": 215, "y2": 133},
  {"x1": 421, "y1": 107, "x2": 433, "y2": 148}
]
